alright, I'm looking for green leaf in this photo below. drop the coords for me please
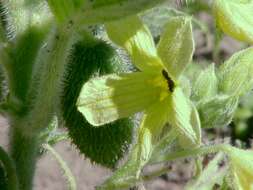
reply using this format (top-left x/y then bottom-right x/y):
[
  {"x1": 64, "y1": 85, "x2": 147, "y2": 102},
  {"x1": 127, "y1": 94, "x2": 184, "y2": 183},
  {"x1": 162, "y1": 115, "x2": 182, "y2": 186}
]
[
  {"x1": 47, "y1": 0, "x2": 83, "y2": 23},
  {"x1": 197, "y1": 95, "x2": 238, "y2": 128},
  {"x1": 62, "y1": 38, "x2": 133, "y2": 168},
  {"x1": 226, "y1": 147, "x2": 253, "y2": 190},
  {"x1": 77, "y1": 72, "x2": 161, "y2": 126},
  {"x1": 218, "y1": 47, "x2": 253, "y2": 97},
  {"x1": 213, "y1": 0, "x2": 253, "y2": 43},
  {"x1": 157, "y1": 16, "x2": 195, "y2": 78},
  {"x1": 105, "y1": 15, "x2": 163, "y2": 72},
  {"x1": 80, "y1": 0, "x2": 166, "y2": 25},
  {"x1": 192, "y1": 64, "x2": 218, "y2": 102}
]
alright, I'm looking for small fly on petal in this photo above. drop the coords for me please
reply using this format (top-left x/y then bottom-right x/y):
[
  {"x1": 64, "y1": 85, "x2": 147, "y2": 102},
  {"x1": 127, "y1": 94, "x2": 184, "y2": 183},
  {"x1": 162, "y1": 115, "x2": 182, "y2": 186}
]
[{"x1": 162, "y1": 69, "x2": 175, "y2": 92}]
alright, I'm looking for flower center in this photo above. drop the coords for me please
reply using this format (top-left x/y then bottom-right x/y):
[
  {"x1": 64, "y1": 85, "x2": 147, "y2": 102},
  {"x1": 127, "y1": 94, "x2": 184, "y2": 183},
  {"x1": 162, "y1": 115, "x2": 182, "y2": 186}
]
[{"x1": 147, "y1": 70, "x2": 175, "y2": 101}]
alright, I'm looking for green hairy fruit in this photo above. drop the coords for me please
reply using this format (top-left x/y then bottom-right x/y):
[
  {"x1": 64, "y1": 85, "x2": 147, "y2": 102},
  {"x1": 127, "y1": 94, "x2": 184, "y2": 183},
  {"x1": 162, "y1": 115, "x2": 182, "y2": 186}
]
[{"x1": 61, "y1": 37, "x2": 133, "y2": 168}]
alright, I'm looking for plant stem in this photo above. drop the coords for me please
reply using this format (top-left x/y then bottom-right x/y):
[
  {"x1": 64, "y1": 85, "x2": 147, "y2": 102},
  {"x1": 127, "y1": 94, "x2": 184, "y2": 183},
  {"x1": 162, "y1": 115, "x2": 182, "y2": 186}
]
[
  {"x1": 0, "y1": 146, "x2": 18, "y2": 190},
  {"x1": 193, "y1": 157, "x2": 203, "y2": 179},
  {"x1": 9, "y1": 24, "x2": 75, "y2": 190},
  {"x1": 213, "y1": 27, "x2": 223, "y2": 63},
  {"x1": 9, "y1": 124, "x2": 37, "y2": 190},
  {"x1": 24, "y1": 24, "x2": 75, "y2": 135},
  {"x1": 152, "y1": 144, "x2": 230, "y2": 165},
  {"x1": 138, "y1": 144, "x2": 230, "y2": 183},
  {"x1": 149, "y1": 129, "x2": 177, "y2": 163},
  {"x1": 141, "y1": 166, "x2": 172, "y2": 182}
]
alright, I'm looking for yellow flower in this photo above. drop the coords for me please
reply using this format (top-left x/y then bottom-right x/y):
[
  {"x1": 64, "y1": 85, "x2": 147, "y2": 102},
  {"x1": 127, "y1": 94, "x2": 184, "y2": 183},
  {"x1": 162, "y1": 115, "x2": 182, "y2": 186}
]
[{"x1": 77, "y1": 15, "x2": 200, "y2": 189}]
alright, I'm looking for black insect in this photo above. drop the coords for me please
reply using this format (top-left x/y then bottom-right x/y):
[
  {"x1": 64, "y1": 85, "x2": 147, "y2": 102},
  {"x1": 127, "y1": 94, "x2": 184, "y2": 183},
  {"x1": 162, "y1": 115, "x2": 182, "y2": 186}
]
[{"x1": 162, "y1": 69, "x2": 175, "y2": 92}]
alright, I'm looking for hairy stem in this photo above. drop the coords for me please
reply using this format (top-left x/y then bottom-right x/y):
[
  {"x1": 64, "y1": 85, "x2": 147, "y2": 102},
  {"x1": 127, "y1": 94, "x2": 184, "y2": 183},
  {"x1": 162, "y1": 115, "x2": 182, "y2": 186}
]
[
  {"x1": 24, "y1": 24, "x2": 75, "y2": 135},
  {"x1": 141, "y1": 166, "x2": 172, "y2": 182},
  {"x1": 149, "y1": 129, "x2": 177, "y2": 163},
  {"x1": 137, "y1": 144, "x2": 230, "y2": 183},
  {"x1": 151, "y1": 144, "x2": 230, "y2": 165},
  {"x1": 0, "y1": 146, "x2": 18, "y2": 190},
  {"x1": 9, "y1": 24, "x2": 75, "y2": 190},
  {"x1": 9, "y1": 123, "x2": 38, "y2": 190}
]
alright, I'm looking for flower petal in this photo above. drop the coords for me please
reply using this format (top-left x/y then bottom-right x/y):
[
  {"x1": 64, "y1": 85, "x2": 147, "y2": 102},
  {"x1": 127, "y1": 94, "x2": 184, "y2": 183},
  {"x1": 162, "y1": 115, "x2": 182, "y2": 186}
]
[
  {"x1": 105, "y1": 15, "x2": 163, "y2": 71},
  {"x1": 168, "y1": 87, "x2": 198, "y2": 147},
  {"x1": 157, "y1": 16, "x2": 194, "y2": 78},
  {"x1": 98, "y1": 100, "x2": 169, "y2": 189},
  {"x1": 77, "y1": 72, "x2": 161, "y2": 126}
]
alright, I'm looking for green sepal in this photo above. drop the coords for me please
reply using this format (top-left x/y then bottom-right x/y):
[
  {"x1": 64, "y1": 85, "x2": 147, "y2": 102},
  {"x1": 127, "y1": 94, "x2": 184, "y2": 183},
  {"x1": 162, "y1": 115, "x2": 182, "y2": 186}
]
[
  {"x1": 197, "y1": 95, "x2": 238, "y2": 128},
  {"x1": 61, "y1": 37, "x2": 133, "y2": 168},
  {"x1": 192, "y1": 64, "x2": 218, "y2": 102},
  {"x1": 218, "y1": 47, "x2": 253, "y2": 97}
]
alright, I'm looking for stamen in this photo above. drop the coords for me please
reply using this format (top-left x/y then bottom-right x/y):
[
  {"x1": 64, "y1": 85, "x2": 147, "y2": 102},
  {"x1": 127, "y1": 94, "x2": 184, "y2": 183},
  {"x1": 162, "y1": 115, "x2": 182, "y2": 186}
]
[{"x1": 162, "y1": 70, "x2": 175, "y2": 92}]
